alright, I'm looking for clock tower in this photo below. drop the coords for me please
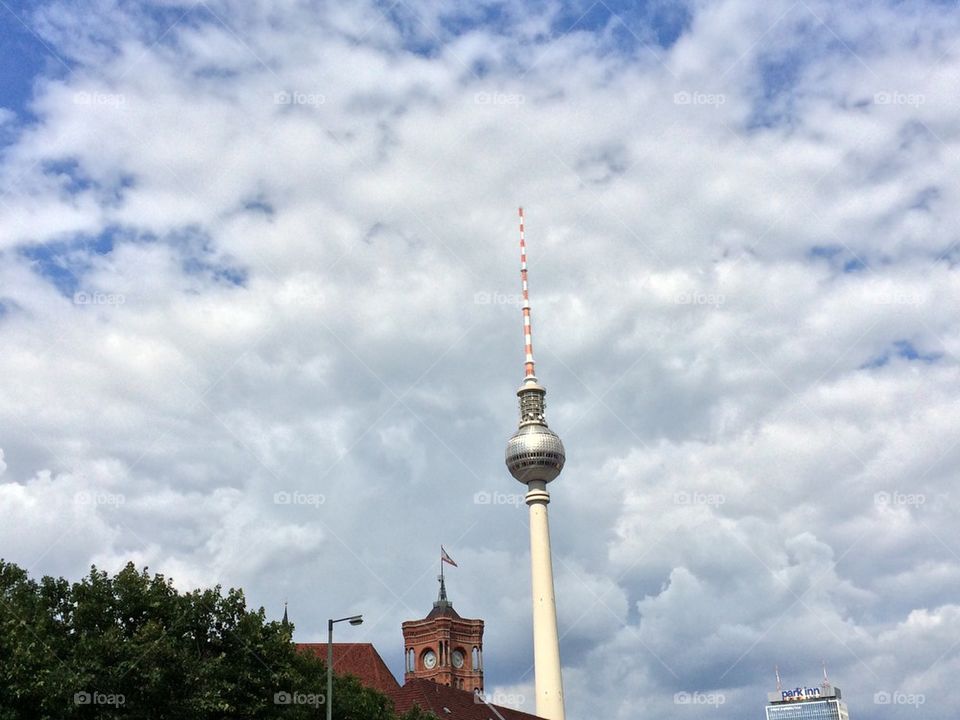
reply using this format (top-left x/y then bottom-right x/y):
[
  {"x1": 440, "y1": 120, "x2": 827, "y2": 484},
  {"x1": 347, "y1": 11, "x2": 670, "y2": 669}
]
[{"x1": 401, "y1": 574, "x2": 484, "y2": 693}]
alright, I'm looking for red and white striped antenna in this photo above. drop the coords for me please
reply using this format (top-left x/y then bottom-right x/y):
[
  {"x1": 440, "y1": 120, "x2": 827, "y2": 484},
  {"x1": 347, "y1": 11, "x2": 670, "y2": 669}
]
[{"x1": 519, "y1": 206, "x2": 536, "y2": 378}]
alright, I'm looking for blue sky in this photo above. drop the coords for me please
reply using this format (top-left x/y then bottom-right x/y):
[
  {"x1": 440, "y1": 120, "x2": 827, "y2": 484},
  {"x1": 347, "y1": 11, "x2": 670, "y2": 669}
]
[{"x1": 0, "y1": 1, "x2": 54, "y2": 122}]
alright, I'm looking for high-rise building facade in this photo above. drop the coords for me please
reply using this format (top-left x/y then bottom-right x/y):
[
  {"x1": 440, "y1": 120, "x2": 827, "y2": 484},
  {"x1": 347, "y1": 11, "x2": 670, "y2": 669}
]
[
  {"x1": 766, "y1": 683, "x2": 850, "y2": 720},
  {"x1": 504, "y1": 208, "x2": 566, "y2": 720}
]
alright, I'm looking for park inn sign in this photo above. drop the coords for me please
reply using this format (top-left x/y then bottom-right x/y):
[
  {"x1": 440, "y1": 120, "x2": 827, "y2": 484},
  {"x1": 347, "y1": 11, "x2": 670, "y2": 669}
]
[
  {"x1": 766, "y1": 682, "x2": 841, "y2": 705},
  {"x1": 781, "y1": 687, "x2": 821, "y2": 702},
  {"x1": 765, "y1": 680, "x2": 848, "y2": 720}
]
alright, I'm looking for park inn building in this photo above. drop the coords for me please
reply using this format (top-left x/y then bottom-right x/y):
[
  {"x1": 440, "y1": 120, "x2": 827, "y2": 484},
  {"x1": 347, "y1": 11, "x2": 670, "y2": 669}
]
[{"x1": 765, "y1": 683, "x2": 850, "y2": 720}]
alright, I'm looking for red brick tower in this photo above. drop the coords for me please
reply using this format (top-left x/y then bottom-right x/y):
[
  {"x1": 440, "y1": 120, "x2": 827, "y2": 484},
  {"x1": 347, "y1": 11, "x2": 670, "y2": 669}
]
[{"x1": 402, "y1": 573, "x2": 484, "y2": 693}]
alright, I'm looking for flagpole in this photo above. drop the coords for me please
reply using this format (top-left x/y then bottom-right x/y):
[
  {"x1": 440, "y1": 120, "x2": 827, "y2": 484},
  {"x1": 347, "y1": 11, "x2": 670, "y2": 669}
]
[{"x1": 439, "y1": 547, "x2": 445, "y2": 603}]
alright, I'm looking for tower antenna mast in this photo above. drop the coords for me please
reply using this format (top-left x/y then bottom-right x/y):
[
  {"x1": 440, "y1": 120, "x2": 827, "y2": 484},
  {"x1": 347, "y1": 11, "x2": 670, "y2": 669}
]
[
  {"x1": 519, "y1": 207, "x2": 536, "y2": 378},
  {"x1": 775, "y1": 665, "x2": 783, "y2": 693}
]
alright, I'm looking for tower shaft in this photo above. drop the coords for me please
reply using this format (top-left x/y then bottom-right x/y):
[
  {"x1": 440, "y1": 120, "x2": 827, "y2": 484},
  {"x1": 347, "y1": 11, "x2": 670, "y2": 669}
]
[{"x1": 527, "y1": 481, "x2": 565, "y2": 720}]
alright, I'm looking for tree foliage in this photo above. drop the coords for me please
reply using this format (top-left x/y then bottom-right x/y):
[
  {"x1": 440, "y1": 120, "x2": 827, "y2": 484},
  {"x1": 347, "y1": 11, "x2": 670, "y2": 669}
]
[{"x1": 0, "y1": 560, "x2": 416, "y2": 720}]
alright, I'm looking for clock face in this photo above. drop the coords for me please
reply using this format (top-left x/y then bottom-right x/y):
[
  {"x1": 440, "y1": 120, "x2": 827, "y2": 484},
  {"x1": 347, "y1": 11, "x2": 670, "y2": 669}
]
[
  {"x1": 422, "y1": 650, "x2": 437, "y2": 669},
  {"x1": 452, "y1": 650, "x2": 465, "y2": 669}
]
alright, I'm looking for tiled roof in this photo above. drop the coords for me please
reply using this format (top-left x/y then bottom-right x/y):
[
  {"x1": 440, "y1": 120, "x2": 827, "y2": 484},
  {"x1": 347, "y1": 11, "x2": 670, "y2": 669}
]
[
  {"x1": 392, "y1": 678, "x2": 542, "y2": 720},
  {"x1": 297, "y1": 643, "x2": 542, "y2": 720},
  {"x1": 296, "y1": 642, "x2": 401, "y2": 696}
]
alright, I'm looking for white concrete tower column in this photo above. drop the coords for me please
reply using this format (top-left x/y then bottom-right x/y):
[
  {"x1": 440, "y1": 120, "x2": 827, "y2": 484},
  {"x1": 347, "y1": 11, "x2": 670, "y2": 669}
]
[{"x1": 526, "y1": 480, "x2": 564, "y2": 720}]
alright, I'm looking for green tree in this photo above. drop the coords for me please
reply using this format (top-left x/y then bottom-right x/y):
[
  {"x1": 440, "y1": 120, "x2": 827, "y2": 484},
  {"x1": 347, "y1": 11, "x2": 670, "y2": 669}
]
[{"x1": 0, "y1": 560, "x2": 396, "y2": 720}]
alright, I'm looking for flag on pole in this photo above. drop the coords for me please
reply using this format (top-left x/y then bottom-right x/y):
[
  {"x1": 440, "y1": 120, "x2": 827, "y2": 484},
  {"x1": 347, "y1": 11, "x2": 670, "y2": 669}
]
[{"x1": 440, "y1": 546, "x2": 458, "y2": 567}]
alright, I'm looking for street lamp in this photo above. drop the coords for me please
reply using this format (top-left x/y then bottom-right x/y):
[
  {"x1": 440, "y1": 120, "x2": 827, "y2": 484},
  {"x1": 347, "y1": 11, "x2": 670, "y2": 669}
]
[{"x1": 327, "y1": 614, "x2": 363, "y2": 720}]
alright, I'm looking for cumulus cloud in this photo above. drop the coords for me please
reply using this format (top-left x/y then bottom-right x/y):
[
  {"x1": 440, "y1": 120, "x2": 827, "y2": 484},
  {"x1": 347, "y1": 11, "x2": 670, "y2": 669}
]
[{"x1": 1, "y1": 0, "x2": 960, "y2": 718}]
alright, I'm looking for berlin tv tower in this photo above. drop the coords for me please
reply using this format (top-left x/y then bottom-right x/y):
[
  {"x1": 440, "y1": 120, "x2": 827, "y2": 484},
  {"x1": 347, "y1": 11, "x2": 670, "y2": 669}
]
[{"x1": 504, "y1": 207, "x2": 566, "y2": 720}]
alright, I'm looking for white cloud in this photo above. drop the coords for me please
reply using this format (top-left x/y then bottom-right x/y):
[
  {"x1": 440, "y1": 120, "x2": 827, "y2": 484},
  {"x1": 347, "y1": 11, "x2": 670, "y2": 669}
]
[{"x1": 2, "y1": 0, "x2": 960, "y2": 717}]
